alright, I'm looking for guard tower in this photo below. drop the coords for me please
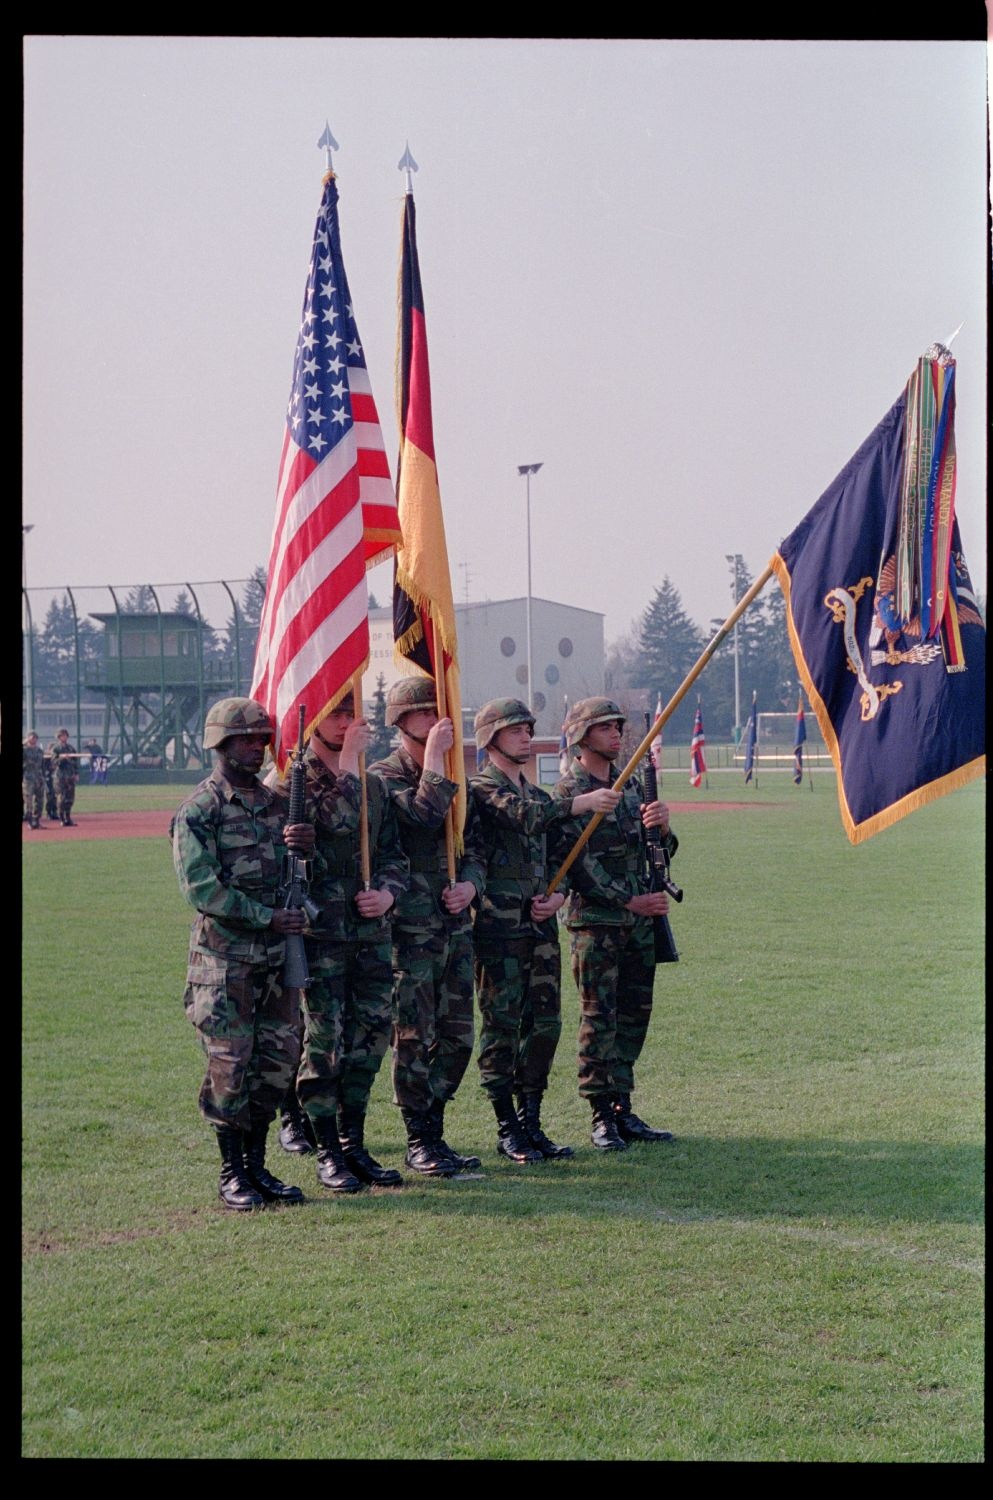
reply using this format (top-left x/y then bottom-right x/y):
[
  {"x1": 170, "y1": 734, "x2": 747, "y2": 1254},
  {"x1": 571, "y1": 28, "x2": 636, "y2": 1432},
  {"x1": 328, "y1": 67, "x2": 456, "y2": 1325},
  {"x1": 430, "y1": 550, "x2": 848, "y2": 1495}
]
[{"x1": 86, "y1": 610, "x2": 235, "y2": 767}]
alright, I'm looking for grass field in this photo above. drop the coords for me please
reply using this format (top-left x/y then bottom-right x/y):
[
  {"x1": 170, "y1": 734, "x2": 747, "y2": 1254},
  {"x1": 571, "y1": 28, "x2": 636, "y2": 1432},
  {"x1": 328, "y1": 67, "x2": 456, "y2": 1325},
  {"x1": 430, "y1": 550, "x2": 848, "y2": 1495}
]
[{"x1": 22, "y1": 776, "x2": 984, "y2": 1460}]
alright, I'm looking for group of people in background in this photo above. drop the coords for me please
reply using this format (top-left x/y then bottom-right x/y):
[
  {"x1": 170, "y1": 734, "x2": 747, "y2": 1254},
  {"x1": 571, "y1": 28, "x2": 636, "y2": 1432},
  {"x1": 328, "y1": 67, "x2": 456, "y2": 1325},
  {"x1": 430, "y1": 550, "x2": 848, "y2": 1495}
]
[
  {"x1": 21, "y1": 728, "x2": 84, "y2": 828},
  {"x1": 22, "y1": 733, "x2": 112, "y2": 832},
  {"x1": 170, "y1": 682, "x2": 680, "y2": 1211}
]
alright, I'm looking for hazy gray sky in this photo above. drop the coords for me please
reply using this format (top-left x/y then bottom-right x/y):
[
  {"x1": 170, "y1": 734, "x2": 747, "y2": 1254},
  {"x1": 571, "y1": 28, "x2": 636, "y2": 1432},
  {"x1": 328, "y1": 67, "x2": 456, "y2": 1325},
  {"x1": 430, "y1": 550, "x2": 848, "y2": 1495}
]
[{"x1": 23, "y1": 36, "x2": 987, "y2": 646}]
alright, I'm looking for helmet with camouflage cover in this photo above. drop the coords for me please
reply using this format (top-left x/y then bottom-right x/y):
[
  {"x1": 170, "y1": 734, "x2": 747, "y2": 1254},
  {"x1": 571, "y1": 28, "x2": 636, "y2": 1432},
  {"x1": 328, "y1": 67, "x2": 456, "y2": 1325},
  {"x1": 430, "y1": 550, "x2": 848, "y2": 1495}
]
[
  {"x1": 563, "y1": 696, "x2": 626, "y2": 751},
  {"x1": 385, "y1": 675, "x2": 438, "y2": 729},
  {"x1": 473, "y1": 698, "x2": 535, "y2": 751},
  {"x1": 203, "y1": 697, "x2": 275, "y2": 749}
]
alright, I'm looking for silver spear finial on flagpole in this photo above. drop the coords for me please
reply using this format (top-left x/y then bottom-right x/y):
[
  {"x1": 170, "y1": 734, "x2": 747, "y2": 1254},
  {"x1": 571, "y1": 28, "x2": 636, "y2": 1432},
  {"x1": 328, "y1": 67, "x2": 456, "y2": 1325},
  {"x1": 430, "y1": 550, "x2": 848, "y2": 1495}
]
[
  {"x1": 925, "y1": 324, "x2": 963, "y2": 364},
  {"x1": 398, "y1": 142, "x2": 419, "y2": 194},
  {"x1": 318, "y1": 122, "x2": 340, "y2": 174}
]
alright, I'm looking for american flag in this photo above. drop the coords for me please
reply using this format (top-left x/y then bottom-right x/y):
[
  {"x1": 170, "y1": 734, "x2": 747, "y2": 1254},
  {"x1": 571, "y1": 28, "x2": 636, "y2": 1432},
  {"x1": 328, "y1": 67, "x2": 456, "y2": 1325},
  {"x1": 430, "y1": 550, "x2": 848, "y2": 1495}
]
[
  {"x1": 251, "y1": 171, "x2": 401, "y2": 768},
  {"x1": 649, "y1": 693, "x2": 664, "y2": 774},
  {"x1": 689, "y1": 702, "x2": 707, "y2": 788},
  {"x1": 558, "y1": 697, "x2": 570, "y2": 775},
  {"x1": 792, "y1": 698, "x2": 807, "y2": 785}
]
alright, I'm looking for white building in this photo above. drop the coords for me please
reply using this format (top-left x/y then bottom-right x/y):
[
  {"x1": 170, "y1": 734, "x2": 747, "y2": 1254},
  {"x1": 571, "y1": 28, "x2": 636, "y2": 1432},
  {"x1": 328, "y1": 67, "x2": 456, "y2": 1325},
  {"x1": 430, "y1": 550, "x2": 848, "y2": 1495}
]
[{"x1": 364, "y1": 596, "x2": 604, "y2": 739}]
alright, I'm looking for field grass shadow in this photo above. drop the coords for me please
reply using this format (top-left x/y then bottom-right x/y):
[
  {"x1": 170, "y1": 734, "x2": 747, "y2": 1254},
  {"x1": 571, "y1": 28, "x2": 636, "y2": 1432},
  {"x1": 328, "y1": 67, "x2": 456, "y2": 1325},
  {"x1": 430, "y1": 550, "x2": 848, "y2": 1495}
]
[{"x1": 331, "y1": 1134, "x2": 985, "y2": 1230}]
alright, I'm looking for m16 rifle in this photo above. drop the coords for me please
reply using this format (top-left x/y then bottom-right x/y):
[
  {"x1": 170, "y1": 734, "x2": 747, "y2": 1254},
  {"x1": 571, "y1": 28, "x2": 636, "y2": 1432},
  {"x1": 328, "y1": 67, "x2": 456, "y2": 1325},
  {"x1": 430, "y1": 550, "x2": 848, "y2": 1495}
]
[
  {"x1": 642, "y1": 712, "x2": 682, "y2": 964},
  {"x1": 279, "y1": 705, "x2": 321, "y2": 988}
]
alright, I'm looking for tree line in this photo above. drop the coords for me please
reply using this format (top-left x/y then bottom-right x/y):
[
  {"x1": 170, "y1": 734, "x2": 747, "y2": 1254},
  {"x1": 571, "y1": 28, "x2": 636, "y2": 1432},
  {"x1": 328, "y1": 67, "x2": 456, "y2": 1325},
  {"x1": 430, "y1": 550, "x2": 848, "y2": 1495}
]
[
  {"x1": 605, "y1": 563, "x2": 797, "y2": 743},
  {"x1": 27, "y1": 561, "x2": 797, "y2": 748}
]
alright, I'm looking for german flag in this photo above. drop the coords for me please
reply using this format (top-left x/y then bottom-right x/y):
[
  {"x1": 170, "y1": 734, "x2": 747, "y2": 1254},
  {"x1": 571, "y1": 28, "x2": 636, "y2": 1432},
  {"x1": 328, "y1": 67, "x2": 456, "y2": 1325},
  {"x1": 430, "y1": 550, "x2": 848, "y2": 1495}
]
[{"x1": 392, "y1": 191, "x2": 466, "y2": 843}]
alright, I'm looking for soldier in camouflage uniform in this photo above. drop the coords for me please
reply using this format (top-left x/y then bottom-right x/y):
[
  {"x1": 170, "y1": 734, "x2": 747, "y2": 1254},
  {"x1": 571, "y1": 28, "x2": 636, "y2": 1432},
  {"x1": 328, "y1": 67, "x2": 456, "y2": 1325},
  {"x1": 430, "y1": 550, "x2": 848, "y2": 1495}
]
[
  {"x1": 369, "y1": 676, "x2": 487, "y2": 1177},
  {"x1": 272, "y1": 702, "x2": 409, "y2": 1193},
  {"x1": 48, "y1": 728, "x2": 79, "y2": 826},
  {"x1": 471, "y1": 698, "x2": 622, "y2": 1162},
  {"x1": 22, "y1": 732, "x2": 45, "y2": 828},
  {"x1": 172, "y1": 697, "x2": 316, "y2": 1211},
  {"x1": 553, "y1": 698, "x2": 678, "y2": 1151}
]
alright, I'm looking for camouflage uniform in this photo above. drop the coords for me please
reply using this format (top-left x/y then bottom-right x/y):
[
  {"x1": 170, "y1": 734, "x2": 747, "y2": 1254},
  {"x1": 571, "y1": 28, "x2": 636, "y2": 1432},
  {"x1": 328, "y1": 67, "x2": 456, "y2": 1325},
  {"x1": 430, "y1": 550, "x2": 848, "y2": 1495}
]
[
  {"x1": 277, "y1": 748, "x2": 409, "y2": 1122},
  {"x1": 173, "y1": 765, "x2": 303, "y2": 1133},
  {"x1": 43, "y1": 757, "x2": 57, "y2": 820},
  {"x1": 368, "y1": 744, "x2": 487, "y2": 1118},
  {"x1": 22, "y1": 739, "x2": 45, "y2": 825},
  {"x1": 553, "y1": 760, "x2": 678, "y2": 1101},
  {"x1": 470, "y1": 762, "x2": 575, "y2": 1101},
  {"x1": 49, "y1": 736, "x2": 78, "y2": 823}
]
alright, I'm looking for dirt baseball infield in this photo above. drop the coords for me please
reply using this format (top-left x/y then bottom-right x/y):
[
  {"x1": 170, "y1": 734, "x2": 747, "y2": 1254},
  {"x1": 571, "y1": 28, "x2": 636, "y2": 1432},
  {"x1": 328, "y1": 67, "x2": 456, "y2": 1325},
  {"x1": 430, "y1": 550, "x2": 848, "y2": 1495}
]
[
  {"x1": 22, "y1": 811, "x2": 174, "y2": 842},
  {"x1": 23, "y1": 801, "x2": 758, "y2": 843}
]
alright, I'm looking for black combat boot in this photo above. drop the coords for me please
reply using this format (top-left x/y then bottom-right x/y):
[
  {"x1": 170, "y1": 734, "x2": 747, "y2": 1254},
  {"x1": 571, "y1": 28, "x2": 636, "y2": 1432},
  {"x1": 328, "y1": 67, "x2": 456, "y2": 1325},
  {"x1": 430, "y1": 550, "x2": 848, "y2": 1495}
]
[
  {"x1": 338, "y1": 1106, "x2": 403, "y2": 1187},
  {"x1": 492, "y1": 1090, "x2": 542, "y2": 1163},
  {"x1": 278, "y1": 1091, "x2": 316, "y2": 1155},
  {"x1": 401, "y1": 1110, "x2": 459, "y2": 1177},
  {"x1": 612, "y1": 1092, "x2": 674, "y2": 1143},
  {"x1": 590, "y1": 1095, "x2": 628, "y2": 1152},
  {"x1": 312, "y1": 1115, "x2": 364, "y2": 1193},
  {"x1": 216, "y1": 1126, "x2": 265, "y2": 1211},
  {"x1": 517, "y1": 1092, "x2": 574, "y2": 1159},
  {"x1": 244, "y1": 1120, "x2": 305, "y2": 1204},
  {"x1": 428, "y1": 1099, "x2": 481, "y2": 1171}
]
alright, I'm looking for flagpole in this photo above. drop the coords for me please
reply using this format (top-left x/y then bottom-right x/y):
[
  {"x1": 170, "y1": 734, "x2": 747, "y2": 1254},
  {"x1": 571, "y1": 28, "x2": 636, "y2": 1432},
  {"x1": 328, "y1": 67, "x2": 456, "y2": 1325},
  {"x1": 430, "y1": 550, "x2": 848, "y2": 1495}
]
[
  {"x1": 701, "y1": 696, "x2": 710, "y2": 788},
  {"x1": 801, "y1": 689, "x2": 814, "y2": 793},
  {"x1": 747, "y1": 691, "x2": 758, "y2": 788},
  {"x1": 352, "y1": 675, "x2": 371, "y2": 887},
  {"x1": 547, "y1": 563, "x2": 774, "y2": 895},
  {"x1": 432, "y1": 617, "x2": 457, "y2": 884}
]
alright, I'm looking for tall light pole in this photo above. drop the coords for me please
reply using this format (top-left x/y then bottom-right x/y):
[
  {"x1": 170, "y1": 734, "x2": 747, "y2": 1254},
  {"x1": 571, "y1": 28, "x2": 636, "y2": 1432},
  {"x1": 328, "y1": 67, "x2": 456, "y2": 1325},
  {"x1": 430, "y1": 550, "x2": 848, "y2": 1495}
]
[
  {"x1": 23, "y1": 524, "x2": 35, "y2": 735},
  {"x1": 725, "y1": 553, "x2": 742, "y2": 744},
  {"x1": 518, "y1": 463, "x2": 543, "y2": 713}
]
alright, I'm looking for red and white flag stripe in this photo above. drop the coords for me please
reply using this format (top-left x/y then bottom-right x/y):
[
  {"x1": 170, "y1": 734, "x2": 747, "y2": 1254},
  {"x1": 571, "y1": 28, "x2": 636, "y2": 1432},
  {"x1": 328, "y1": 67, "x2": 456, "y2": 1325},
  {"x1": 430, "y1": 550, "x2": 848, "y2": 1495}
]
[{"x1": 251, "y1": 173, "x2": 400, "y2": 768}]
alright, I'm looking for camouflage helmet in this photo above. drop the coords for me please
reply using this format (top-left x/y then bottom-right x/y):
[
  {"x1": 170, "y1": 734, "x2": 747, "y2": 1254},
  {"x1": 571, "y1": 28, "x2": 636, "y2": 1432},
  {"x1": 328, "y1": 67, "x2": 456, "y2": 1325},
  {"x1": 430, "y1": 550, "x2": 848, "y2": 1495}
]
[
  {"x1": 563, "y1": 696, "x2": 626, "y2": 751},
  {"x1": 385, "y1": 675, "x2": 438, "y2": 729},
  {"x1": 474, "y1": 698, "x2": 535, "y2": 751},
  {"x1": 203, "y1": 697, "x2": 275, "y2": 750}
]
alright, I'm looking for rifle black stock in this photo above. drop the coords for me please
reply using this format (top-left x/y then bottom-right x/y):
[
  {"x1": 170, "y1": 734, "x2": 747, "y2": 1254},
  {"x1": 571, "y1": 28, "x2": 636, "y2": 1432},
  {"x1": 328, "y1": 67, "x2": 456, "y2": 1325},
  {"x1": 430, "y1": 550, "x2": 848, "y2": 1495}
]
[
  {"x1": 642, "y1": 713, "x2": 681, "y2": 964},
  {"x1": 280, "y1": 705, "x2": 319, "y2": 988}
]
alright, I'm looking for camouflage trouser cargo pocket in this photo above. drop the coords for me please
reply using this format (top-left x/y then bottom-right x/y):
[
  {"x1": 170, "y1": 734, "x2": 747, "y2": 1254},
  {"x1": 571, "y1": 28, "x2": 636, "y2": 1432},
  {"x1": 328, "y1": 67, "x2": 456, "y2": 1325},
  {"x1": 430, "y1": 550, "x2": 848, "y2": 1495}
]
[
  {"x1": 182, "y1": 952, "x2": 298, "y2": 1129},
  {"x1": 391, "y1": 926, "x2": 474, "y2": 1112},
  {"x1": 183, "y1": 959, "x2": 237, "y2": 1036}
]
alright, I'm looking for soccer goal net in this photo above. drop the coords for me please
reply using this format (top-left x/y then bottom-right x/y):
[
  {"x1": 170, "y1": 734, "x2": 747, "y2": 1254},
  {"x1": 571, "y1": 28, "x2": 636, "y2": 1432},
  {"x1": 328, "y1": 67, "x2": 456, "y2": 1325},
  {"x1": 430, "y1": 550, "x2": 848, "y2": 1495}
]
[{"x1": 734, "y1": 711, "x2": 831, "y2": 766}]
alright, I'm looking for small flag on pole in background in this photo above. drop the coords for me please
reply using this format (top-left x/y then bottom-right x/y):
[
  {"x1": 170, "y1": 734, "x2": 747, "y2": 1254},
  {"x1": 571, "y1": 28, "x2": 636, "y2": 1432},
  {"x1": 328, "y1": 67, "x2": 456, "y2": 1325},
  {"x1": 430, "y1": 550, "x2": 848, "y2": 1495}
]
[
  {"x1": 772, "y1": 343, "x2": 984, "y2": 842},
  {"x1": 743, "y1": 693, "x2": 757, "y2": 784},
  {"x1": 689, "y1": 701, "x2": 707, "y2": 788},
  {"x1": 793, "y1": 697, "x2": 807, "y2": 785},
  {"x1": 649, "y1": 693, "x2": 664, "y2": 774},
  {"x1": 251, "y1": 162, "x2": 401, "y2": 768}
]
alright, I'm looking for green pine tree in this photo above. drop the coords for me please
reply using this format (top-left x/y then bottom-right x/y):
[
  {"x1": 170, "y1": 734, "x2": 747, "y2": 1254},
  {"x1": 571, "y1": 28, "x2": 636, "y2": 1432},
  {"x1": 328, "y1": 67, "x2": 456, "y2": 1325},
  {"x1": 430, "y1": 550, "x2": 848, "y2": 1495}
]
[
  {"x1": 367, "y1": 672, "x2": 394, "y2": 762},
  {"x1": 633, "y1": 578, "x2": 704, "y2": 741}
]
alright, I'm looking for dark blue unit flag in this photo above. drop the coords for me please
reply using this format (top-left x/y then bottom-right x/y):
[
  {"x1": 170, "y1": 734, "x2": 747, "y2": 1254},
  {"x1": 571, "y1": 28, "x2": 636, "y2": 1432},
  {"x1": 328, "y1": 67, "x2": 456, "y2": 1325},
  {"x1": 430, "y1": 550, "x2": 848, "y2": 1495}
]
[{"x1": 772, "y1": 354, "x2": 985, "y2": 843}]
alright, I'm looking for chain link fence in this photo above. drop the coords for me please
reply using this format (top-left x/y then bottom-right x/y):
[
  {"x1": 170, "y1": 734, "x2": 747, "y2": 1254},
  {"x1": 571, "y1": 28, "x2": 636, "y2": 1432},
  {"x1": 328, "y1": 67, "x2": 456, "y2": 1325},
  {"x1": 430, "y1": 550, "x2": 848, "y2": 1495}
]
[{"x1": 22, "y1": 579, "x2": 261, "y2": 773}]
